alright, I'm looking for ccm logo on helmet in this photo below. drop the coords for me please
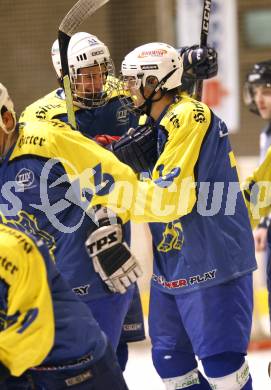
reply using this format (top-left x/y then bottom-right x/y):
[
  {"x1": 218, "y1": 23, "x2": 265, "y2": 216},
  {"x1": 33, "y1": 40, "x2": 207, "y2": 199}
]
[
  {"x1": 87, "y1": 231, "x2": 118, "y2": 254},
  {"x1": 92, "y1": 50, "x2": 104, "y2": 56},
  {"x1": 138, "y1": 49, "x2": 167, "y2": 58}
]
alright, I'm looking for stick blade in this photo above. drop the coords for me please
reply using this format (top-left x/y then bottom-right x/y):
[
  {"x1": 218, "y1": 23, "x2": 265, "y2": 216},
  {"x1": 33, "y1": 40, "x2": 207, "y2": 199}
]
[{"x1": 60, "y1": 0, "x2": 110, "y2": 36}]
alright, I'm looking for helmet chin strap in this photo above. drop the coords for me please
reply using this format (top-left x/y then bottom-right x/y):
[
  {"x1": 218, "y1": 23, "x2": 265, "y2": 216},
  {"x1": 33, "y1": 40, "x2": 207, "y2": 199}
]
[{"x1": 138, "y1": 68, "x2": 178, "y2": 117}]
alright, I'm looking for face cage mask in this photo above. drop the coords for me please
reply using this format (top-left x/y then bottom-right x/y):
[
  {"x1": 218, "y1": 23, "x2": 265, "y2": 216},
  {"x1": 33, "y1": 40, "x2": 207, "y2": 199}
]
[
  {"x1": 71, "y1": 60, "x2": 115, "y2": 109},
  {"x1": 118, "y1": 68, "x2": 178, "y2": 117},
  {"x1": 243, "y1": 81, "x2": 271, "y2": 116}
]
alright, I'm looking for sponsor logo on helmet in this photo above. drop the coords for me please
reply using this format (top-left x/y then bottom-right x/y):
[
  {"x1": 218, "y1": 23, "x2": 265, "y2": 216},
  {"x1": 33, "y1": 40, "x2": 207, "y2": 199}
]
[
  {"x1": 248, "y1": 74, "x2": 261, "y2": 82},
  {"x1": 88, "y1": 38, "x2": 99, "y2": 45},
  {"x1": 140, "y1": 64, "x2": 159, "y2": 70},
  {"x1": 92, "y1": 50, "x2": 104, "y2": 56},
  {"x1": 138, "y1": 49, "x2": 167, "y2": 58}
]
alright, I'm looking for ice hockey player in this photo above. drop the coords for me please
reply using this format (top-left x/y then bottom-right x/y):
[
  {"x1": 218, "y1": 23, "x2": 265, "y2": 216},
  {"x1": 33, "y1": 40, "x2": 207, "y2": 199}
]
[
  {"x1": 108, "y1": 42, "x2": 256, "y2": 390},
  {"x1": 0, "y1": 223, "x2": 128, "y2": 389}
]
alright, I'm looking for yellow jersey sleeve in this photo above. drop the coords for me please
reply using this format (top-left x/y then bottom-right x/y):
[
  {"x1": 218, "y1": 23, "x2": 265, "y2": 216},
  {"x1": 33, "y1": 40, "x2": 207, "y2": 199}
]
[
  {"x1": 148, "y1": 97, "x2": 212, "y2": 219},
  {"x1": 244, "y1": 147, "x2": 271, "y2": 229},
  {"x1": 0, "y1": 225, "x2": 54, "y2": 376},
  {"x1": 10, "y1": 111, "x2": 211, "y2": 223}
]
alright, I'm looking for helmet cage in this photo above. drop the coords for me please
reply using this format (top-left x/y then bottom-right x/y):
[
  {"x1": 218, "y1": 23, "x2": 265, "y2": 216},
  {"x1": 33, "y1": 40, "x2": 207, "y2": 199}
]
[
  {"x1": 68, "y1": 32, "x2": 115, "y2": 108},
  {"x1": 70, "y1": 59, "x2": 115, "y2": 109}
]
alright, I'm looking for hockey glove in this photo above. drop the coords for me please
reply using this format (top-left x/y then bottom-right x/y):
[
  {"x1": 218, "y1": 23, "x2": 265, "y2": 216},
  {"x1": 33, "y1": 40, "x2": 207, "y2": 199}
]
[
  {"x1": 108, "y1": 124, "x2": 158, "y2": 174},
  {"x1": 85, "y1": 206, "x2": 142, "y2": 294},
  {"x1": 179, "y1": 45, "x2": 218, "y2": 80}
]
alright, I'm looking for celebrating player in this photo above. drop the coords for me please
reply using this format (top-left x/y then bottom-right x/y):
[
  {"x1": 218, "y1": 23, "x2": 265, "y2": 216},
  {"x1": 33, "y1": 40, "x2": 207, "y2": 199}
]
[
  {"x1": 20, "y1": 32, "x2": 146, "y2": 371},
  {"x1": 0, "y1": 223, "x2": 128, "y2": 390},
  {"x1": 109, "y1": 42, "x2": 256, "y2": 390},
  {"x1": 19, "y1": 32, "x2": 218, "y2": 371}
]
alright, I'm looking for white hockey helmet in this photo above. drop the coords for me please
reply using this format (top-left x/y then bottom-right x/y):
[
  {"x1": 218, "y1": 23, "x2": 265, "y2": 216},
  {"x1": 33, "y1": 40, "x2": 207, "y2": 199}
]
[
  {"x1": 51, "y1": 39, "x2": 62, "y2": 79},
  {"x1": 0, "y1": 83, "x2": 16, "y2": 134},
  {"x1": 121, "y1": 42, "x2": 183, "y2": 92},
  {"x1": 67, "y1": 32, "x2": 115, "y2": 108}
]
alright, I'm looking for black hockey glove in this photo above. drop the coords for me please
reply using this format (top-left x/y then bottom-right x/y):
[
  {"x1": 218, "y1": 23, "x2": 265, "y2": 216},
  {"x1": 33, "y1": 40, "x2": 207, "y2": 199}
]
[
  {"x1": 85, "y1": 206, "x2": 142, "y2": 294},
  {"x1": 108, "y1": 124, "x2": 158, "y2": 174},
  {"x1": 179, "y1": 45, "x2": 218, "y2": 80}
]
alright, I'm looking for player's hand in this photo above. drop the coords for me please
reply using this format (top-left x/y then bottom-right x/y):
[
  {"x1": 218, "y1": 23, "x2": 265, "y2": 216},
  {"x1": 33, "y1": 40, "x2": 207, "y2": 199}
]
[
  {"x1": 253, "y1": 227, "x2": 268, "y2": 252},
  {"x1": 85, "y1": 206, "x2": 142, "y2": 294},
  {"x1": 179, "y1": 45, "x2": 218, "y2": 80},
  {"x1": 109, "y1": 123, "x2": 158, "y2": 174}
]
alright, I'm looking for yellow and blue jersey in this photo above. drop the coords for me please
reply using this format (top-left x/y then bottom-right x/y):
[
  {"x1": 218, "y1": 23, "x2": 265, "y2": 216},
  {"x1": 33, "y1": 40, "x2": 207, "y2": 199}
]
[
  {"x1": 147, "y1": 94, "x2": 257, "y2": 294},
  {"x1": 17, "y1": 85, "x2": 133, "y2": 300},
  {"x1": 1, "y1": 93, "x2": 257, "y2": 297},
  {"x1": 20, "y1": 86, "x2": 132, "y2": 137},
  {"x1": 0, "y1": 224, "x2": 105, "y2": 377},
  {"x1": 0, "y1": 224, "x2": 54, "y2": 377}
]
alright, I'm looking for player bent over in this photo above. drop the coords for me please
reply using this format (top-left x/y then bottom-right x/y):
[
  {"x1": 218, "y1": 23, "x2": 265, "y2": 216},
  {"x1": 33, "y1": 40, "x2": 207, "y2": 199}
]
[
  {"x1": 0, "y1": 223, "x2": 128, "y2": 390},
  {"x1": 108, "y1": 43, "x2": 256, "y2": 389}
]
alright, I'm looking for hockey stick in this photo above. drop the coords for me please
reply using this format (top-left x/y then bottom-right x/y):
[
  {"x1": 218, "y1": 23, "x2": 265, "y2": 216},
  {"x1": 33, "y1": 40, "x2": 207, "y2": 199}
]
[
  {"x1": 195, "y1": 0, "x2": 212, "y2": 101},
  {"x1": 58, "y1": 0, "x2": 110, "y2": 128}
]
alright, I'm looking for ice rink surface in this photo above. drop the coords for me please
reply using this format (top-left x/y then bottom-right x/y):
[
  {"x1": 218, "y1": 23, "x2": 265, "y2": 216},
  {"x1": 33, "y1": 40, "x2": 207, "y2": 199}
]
[{"x1": 124, "y1": 339, "x2": 271, "y2": 390}]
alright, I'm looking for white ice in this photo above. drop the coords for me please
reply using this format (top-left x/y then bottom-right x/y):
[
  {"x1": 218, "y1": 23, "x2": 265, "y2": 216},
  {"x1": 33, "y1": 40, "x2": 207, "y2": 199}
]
[{"x1": 124, "y1": 339, "x2": 270, "y2": 390}]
